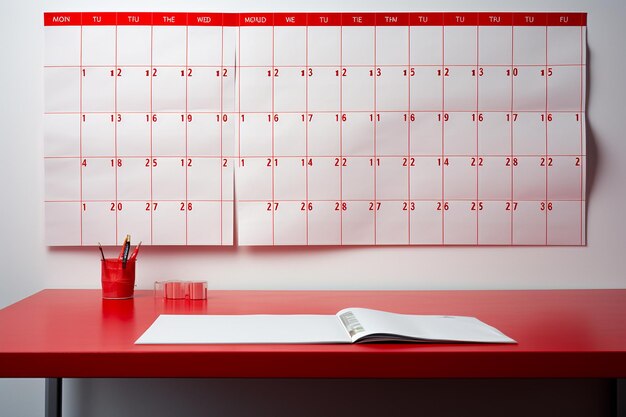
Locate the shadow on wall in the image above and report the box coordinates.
[65,378,613,417]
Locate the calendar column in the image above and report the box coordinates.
[186,13,231,245]
[116,13,153,244]
[237,13,275,245]
[44,13,82,245]
[511,13,548,244]
[442,13,478,244]
[408,13,444,245]
[341,13,376,245]
[477,13,513,244]
[80,13,118,245]
[374,13,410,244]
[306,13,342,245]
[271,14,307,245]
[149,13,189,244]
[545,13,586,245]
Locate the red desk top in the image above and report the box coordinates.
[1,289,625,378]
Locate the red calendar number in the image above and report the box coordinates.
[540,202,553,211]
[335,202,347,211]
[369,202,381,211]
[437,68,449,77]
[471,202,484,211]
[301,68,313,76]
[505,157,518,167]
[145,202,158,211]
[403,68,415,77]
[540,67,553,77]
[402,202,415,211]
[111,158,122,167]
[267,202,279,211]
[146,68,157,77]
[335,68,347,77]
[334,157,347,167]
[181,68,193,77]
[437,157,449,166]
[540,157,553,167]
[402,157,415,167]
[506,202,518,211]
[301,202,313,211]
[437,202,449,211]
[216,68,228,77]
[110,68,122,77]
[145,158,157,167]
[267,68,279,77]
[506,68,518,77]
[110,202,123,211]
[301,158,313,166]
[471,157,484,167]
[181,158,192,167]
[180,202,193,211]
[471,68,484,76]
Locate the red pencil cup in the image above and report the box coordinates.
[101,258,136,299]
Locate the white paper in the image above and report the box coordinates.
[135,314,351,344]
[337,308,516,344]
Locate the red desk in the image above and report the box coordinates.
[1,289,626,415]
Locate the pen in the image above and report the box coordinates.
[98,243,105,261]
[118,235,129,260]
[122,235,131,268]
[129,241,142,261]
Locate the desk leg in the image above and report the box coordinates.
[45,378,62,417]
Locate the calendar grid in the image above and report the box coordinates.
[43,12,588,246]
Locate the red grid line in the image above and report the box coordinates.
[185,25,189,245]
[510,25,515,245]
[544,26,549,245]
[407,26,411,244]
[475,25,480,246]
[441,25,445,244]
[79,21,84,245]
[150,25,154,245]
[373,25,378,244]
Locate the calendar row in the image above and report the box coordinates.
[45,199,583,246]
[45,65,584,113]
[45,201,233,246]
[45,155,584,201]
[238,199,584,246]
[45,111,584,157]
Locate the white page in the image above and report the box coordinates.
[135,314,351,344]
[337,308,515,344]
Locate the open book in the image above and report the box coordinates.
[136,308,515,344]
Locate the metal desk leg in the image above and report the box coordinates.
[45,378,62,417]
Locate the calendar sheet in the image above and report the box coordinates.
[44,12,587,246]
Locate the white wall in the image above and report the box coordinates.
[1,0,625,416]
